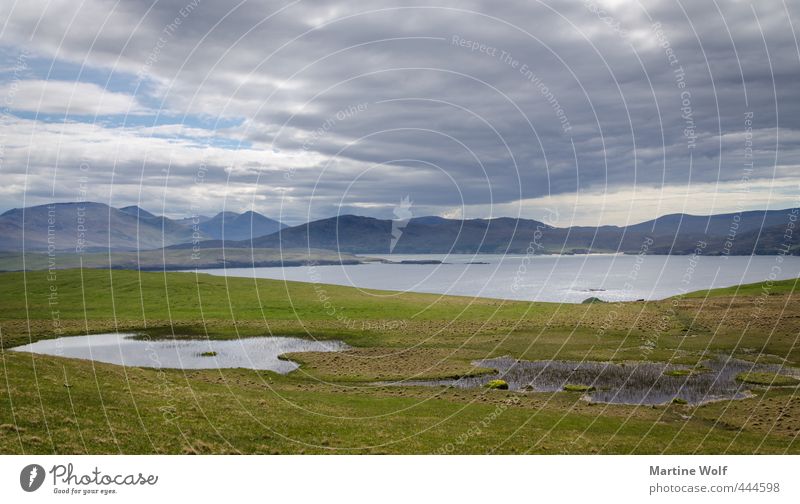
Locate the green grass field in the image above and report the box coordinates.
[1,269,799,454]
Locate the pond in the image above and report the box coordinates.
[10,333,349,373]
[401,356,800,405]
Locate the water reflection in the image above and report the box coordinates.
[10,333,349,373]
[403,356,799,405]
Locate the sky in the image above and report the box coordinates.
[0,0,798,227]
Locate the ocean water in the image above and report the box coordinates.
[195,253,800,303]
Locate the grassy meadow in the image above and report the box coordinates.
[0,268,798,454]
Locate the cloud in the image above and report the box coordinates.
[0,0,798,225]
[0,80,144,115]
[466,177,800,227]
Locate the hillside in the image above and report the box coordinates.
[195,208,800,256]
[4,202,797,256]
[0,202,205,251]
[0,202,287,252]
[197,210,286,241]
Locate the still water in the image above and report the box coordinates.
[402,356,800,405]
[10,333,349,373]
[197,254,800,303]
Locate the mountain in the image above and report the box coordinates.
[0,202,208,252]
[190,208,800,256]
[196,211,287,241]
[176,215,212,226]
[188,215,555,254]
[3,202,797,256]
[624,209,792,237]
[0,202,288,252]
[119,205,157,220]
[240,215,602,253]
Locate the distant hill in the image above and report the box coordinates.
[119,205,158,219]
[189,208,800,256]
[3,202,797,256]
[0,247,365,272]
[0,203,286,252]
[624,209,793,237]
[196,211,286,241]
[176,215,212,226]
[0,202,206,252]
[240,215,555,253]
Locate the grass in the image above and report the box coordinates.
[0,269,799,454]
[682,277,800,298]
[736,372,800,387]
[664,366,713,377]
[485,379,509,390]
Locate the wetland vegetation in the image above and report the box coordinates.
[397,356,798,405]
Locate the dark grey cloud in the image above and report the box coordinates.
[0,0,798,225]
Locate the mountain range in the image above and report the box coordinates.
[196,208,800,256]
[0,202,286,252]
[195,211,286,241]
[1,202,797,256]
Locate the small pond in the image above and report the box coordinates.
[403,356,800,405]
[10,333,349,374]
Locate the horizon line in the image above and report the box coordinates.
[2,200,799,232]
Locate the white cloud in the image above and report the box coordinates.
[457,178,800,227]
[0,80,144,116]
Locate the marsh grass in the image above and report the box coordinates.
[485,379,509,390]
[736,372,800,387]
[663,366,711,377]
[403,356,798,406]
